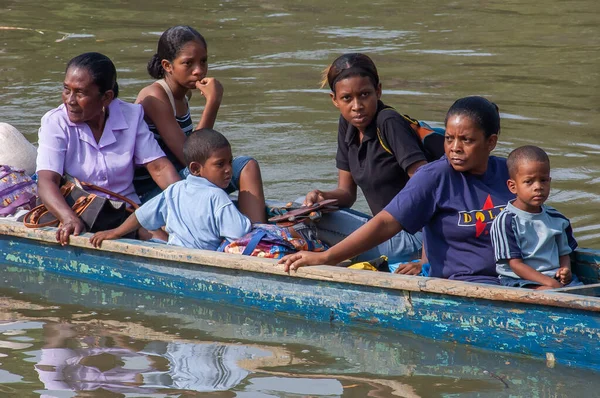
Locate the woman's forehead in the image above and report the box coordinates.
[64,67,95,87]
[446,114,482,132]
[335,75,375,91]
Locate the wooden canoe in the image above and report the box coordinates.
[0,219,598,371]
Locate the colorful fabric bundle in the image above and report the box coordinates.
[0,165,37,216]
[218,223,328,259]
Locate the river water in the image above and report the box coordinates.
[0,0,599,395]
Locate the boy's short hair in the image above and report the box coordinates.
[507,145,550,179]
[183,128,231,165]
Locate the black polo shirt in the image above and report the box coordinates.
[336,101,427,215]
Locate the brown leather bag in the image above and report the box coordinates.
[23,177,139,232]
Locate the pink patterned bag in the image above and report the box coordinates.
[0,165,37,216]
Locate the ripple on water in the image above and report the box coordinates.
[550,190,599,203]
[55,33,95,42]
[255,44,408,61]
[212,61,308,70]
[317,27,413,40]
[499,112,538,121]
[570,142,600,151]
[265,89,329,94]
[551,168,592,181]
[384,89,440,97]
[406,49,494,56]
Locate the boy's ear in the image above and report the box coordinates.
[188,161,203,176]
[376,83,382,99]
[507,178,517,194]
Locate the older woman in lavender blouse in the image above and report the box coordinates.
[36,52,180,245]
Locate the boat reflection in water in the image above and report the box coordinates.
[0,266,597,397]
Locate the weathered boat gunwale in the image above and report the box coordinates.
[1,219,599,312]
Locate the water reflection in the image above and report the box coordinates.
[32,321,274,394]
[0,267,598,397]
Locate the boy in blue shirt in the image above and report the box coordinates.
[90,128,251,250]
[491,145,582,289]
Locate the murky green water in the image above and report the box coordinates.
[1,0,599,395]
[1,0,598,246]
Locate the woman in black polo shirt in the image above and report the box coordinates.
[304,53,428,272]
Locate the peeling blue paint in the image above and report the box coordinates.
[1,236,600,372]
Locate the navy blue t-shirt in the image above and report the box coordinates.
[384,156,514,284]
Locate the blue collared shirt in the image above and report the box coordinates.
[135,175,251,250]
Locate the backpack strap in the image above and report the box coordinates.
[376,106,401,156]
[376,106,445,161]
[242,229,267,256]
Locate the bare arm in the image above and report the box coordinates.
[137,79,223,166]
[194,77,223,130]
[90,212,142,248]
[508,258,561,288]
[406,160,427,178]
[279,210,403,271]
[304,169,357,207]
[37,170,85,245]
[145,157,181,190]
[137,89,188,166]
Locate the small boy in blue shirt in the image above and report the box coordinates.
[90,128,251,250]
[491,145,582,289]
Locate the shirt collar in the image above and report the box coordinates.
[506,200,546,218]
[62,99,127,130]
[186,174,220,188]
[63,99,129,148]
[104,99,128,131]
[343,100,385,145]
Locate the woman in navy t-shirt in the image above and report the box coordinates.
[281,96,515,285]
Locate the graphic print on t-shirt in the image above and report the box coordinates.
[457,194,506,238]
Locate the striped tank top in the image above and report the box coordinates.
[133,80,194,195]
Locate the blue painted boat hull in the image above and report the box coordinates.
[0,220,599,370]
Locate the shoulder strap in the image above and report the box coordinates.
[242,229,267,256]
[79,181,139,209]
[156,79,177,117]
[376,106,400,156]
[376,106,444,160]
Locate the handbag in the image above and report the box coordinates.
[23,177,138,232]
[267,199,339,227]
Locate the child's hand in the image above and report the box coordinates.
[90,229,120,248]
[196,77,223,104]
[394,260,423,275]
[555,267,572,285]
[278,251,328,272]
